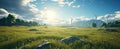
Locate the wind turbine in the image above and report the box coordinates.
[70,17,73,26]
[93,15,98,27]
[94,15,98,20]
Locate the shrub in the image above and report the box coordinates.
[29,28,39,31]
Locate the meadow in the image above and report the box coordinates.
[0,26,120,49]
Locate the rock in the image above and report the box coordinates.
[80,41,88,45]
[35,42,51,49]
[19,46,28,49]
[60,36,80,44]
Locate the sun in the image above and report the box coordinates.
[45,10,57,19]
[41,9,60,25]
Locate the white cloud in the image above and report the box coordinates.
[41,2,45,4]
[41,0,48,1]
[52,0,59,2]
[28,4,39,13]
[0,0,42,22]
[72,5,80,8]
[115,11,120,13]
[66,1,74,6]
[97,16,104,20]
[0,8,9,17]
[21,0,39,14]
[51,0,76,7]
[21,0,43,20]
[44,6,48,9]
[32,9,62,25]
[59,16,92,25]
[115,11,120,18]
[75,16,91,21]
[97,11,120,22]
[62,16,92,24]
[22,0,36,6]
[52,0,66,7]
[0,8,23,19]
[31,8,72,25]
[10,13,23,19]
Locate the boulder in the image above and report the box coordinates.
[19,46,28,49]
[61,36,80,44]
[35,42,51,49]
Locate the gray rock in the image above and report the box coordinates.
[61,36,80,44]
[35,42,51,49]
[19,46,28,49]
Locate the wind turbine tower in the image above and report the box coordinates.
[71,17,73,26]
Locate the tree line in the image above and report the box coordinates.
[0,14,39,26]
[92,20,120,27]
[101,20,120,27]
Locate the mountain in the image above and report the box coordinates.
[72,19,105,27]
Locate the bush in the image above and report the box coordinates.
[29,28,39,31]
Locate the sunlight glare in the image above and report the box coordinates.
[42,9,60,25]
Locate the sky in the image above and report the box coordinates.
[0,0,120,25]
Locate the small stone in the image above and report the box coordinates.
[35,42,51,49]
[19,46,28,49]
[61,36,80,44]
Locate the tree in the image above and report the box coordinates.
[114,21,120,24]
[6,14,16,26]
[109,20,120,27]
[92,22,97,27]
[0,17,7,26]
[15,19,25,25]
[0,14,39,26]
[101,23,107,27]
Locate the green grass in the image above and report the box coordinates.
[0,26,120,49]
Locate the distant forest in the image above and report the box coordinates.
[101,20,120,27]
[0,14,39,26]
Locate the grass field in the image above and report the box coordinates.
[0,26,120,49]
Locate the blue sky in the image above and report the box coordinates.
[0,0,120,25]
[32,0,120,18]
